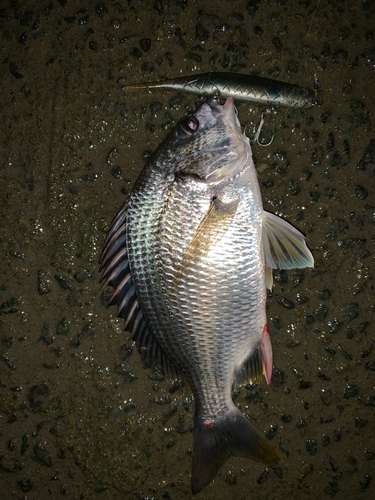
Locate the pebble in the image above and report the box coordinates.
[0,297,20,314]
[18,478,33,492]
[343,385,358,399]
[306,439,317,455]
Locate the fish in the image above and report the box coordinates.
[122,71,323,108]
[100,97,314,494]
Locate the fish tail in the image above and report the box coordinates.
[191,406,281,494]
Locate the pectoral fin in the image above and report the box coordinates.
[180,197,239,274]
[262,211,314,290]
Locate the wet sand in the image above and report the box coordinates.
[0,1,374,499]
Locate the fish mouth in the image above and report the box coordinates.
[174,96,249,184]
[206,96,235,115]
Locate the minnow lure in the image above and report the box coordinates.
[122,71,323,108]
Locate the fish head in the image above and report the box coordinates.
[171,97,251,184]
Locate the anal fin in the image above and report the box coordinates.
[235,324,273,387]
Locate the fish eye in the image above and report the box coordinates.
[177,116,199,138]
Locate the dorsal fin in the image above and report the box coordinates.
[100,200,179,377]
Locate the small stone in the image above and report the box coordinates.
[38,271,52,295]
[21,435,29,455]
[324,480,339,497]
[111,18,121,29]
[280,413,292,423]
[74,271,87,283]
[142,150,153,162]
[0,297,20,314]
[333,429,342,441]
[27,383,49,413]
[310,191,320,202]
[139,38,151,52]
[264,425,278,440]
[311,146,324,165]
[18,478,33,492]
[343,303,359,322]
[113,366,137,383]
[346,456,357,473]
[120,344,133,361]
[189,52,202,63]
[326,132,335,152]
[355,185,368,199]
[292,271,304,287]
[89,40,99,51]
[273,270,288,284]
[39,326,54,346]
[69,321,95,348]
[328,318,342,334]
[225,470,237,485]
[357,138,375,170]
[328,455,338,471]
[287,179,300,195]
[315,304,329,321]
[276,296,294,309]
[54,275,73,291]
[106,148,119,166]
[321,389,332,405]
[299,380,312,389]
[151,396,171,405]
[130,47,142,59]
[150,101,162,117]
[322,434,330,447]
[7,414,17,423]
[319,289,332,300]
[271,465,283,478]
[96,3,108,19]
[296,293,309,304]
[33,442,52,467]
[56,318,69,336]
[2,337,15,348]
[195,22,209,41]
[359,473,371,491]
[306,439,317,455]
[110,167,122,179]
[176,414,186,433]
[257,469,269,484]
[355,417,367,429]
[296,417,307,428]
[287,60,298,73]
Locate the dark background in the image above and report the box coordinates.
[1,1,374,499]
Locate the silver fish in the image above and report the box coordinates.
[100,97,314,494]
[122,71,323,108]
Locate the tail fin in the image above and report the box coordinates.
[191,407,281,494]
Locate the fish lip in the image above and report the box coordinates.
[223,97,235,110]
[207,96,234,115]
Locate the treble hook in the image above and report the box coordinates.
[251,107,275,147]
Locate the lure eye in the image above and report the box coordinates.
[177,116,199,138]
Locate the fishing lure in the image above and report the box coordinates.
[122,71,323,108]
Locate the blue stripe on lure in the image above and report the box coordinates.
[122,71,323,108]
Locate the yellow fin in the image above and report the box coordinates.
[262,211,314,273]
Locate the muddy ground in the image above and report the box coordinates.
[0,1,374,499]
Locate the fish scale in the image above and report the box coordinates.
[100,97,314,494]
